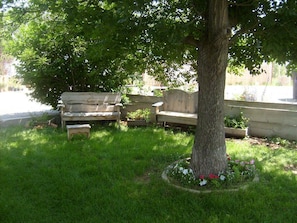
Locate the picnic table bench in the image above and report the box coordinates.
[152,89,198,126]
[59,92,122,129]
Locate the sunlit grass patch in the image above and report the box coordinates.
[0,126,296,222]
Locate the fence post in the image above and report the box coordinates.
[293,71,297,100]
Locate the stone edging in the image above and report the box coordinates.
[162,159,259,194]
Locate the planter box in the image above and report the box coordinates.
[127,119,148,127]
[224,127,248,138]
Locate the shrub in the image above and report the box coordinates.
[224,112,248,129]
[127,109,151,122]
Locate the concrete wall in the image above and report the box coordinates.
[224,100,297,140]
[123,94,297,140]
[4,92,296,140]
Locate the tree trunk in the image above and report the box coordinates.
[191,0,229,177]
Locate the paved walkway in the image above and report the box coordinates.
[0,90,58,127]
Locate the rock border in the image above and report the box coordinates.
[162,159,259,194]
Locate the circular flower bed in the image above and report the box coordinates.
[162,155,258,193]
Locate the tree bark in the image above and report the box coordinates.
[191,0,229,177]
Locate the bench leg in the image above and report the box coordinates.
[61,119,65,130]
[67,130,72,140]
[116,116,121,129]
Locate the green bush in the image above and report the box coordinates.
[127,109,151,122]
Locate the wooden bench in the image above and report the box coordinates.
[152,89,198,126]
[59,92,122,129]
[67,124,91,140]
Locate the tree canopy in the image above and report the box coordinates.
[2,1,150,106]
[2,0,297,176]
[3,1,297,106]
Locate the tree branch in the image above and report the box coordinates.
[183,35,200,47]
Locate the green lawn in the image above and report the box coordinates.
[0,125,296,223]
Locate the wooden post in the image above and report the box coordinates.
[293,71,297,100]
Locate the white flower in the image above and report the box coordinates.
[183,169,189,175]
[199,179,207,186]
[219,175,226,181]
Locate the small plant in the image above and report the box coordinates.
[224,112,248,129]
[127,108,151,122]
[153,89,163,97]
[121,94,131,105]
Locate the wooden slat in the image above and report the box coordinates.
[63,115,119,122]
[157,111,198,126]
[61,92,121,104]
[163,89,198,113]
[65,104,117,112]
[62,111,120,121]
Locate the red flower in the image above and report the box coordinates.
[209,174,219,179]
[199,175,205,180]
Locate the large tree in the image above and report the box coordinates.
[1,1,148,106]
[124,0,297,176]
[3,0,297,177]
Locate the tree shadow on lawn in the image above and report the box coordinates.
[0,127,296,222]
[0,126,194,220]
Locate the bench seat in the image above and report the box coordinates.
[156,111,197,126]
[63,111,120,118]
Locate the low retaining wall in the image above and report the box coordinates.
[225,100,297,140]
[123,94,297,140]
[0,110,59,128]
[7,94,295,140]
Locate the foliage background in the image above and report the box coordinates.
[2,1,297,107]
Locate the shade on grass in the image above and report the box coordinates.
[0,125,296,222]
